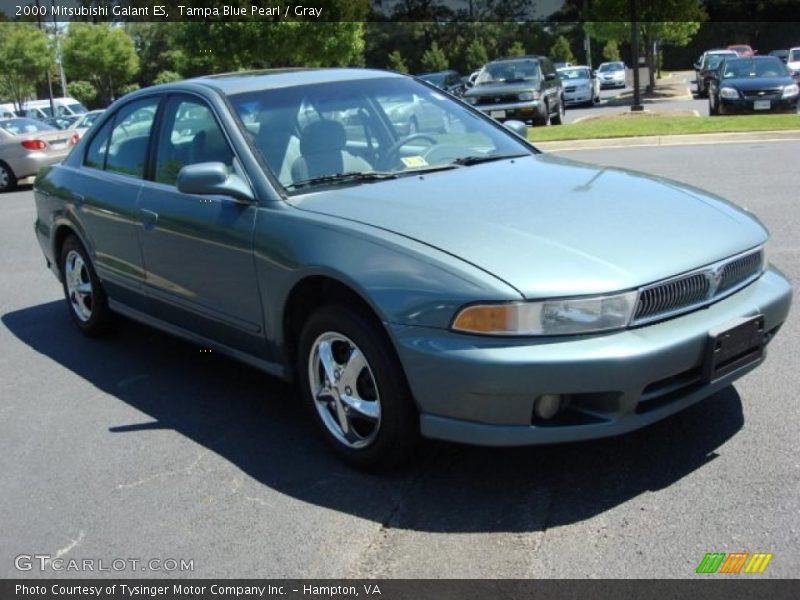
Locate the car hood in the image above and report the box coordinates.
[562,77,592,86]
[598,70,624,77]
[291,155,768,299]
[722,76,795,89]
[465,82,539,96]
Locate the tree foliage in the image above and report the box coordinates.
[506,41,526,57]
[603,39,620,61]
[66,80,97,108]
[464,39,489,72]
[550,35,575,64]
[0,23,52,111]
[421,41,449,72]
[387,50,409,74]
[62,24,139,106]
[154,70,183,85]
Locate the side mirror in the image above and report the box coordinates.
[592,70,598,77]
[694,62,701,70]
[503,120,528,138]
[177,162,254,203]
[545,72,557,80]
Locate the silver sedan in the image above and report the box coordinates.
[0,118,74,192]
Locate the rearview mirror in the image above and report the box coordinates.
[177,162,254,203]
[503,120,528,138]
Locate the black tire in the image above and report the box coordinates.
[59,235,113,336]
[709,97,719,116]
[0,161,17,193]
[533,102,550,127]
[551,97,565,125]
[297,304,419,470]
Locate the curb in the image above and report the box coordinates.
[534,129,800,152]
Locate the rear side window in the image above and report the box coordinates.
[84,118,113,169]
[104,97,160,179]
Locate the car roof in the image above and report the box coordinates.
[558,65,590,71]
[490,55,545,63]
[182,68,404,96]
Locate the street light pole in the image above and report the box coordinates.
[34,0,56,116]
[52,0,68,96]
[630,0,643,111]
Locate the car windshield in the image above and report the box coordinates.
[228,76,531,192]
[79,112,101,128]
[558,67,591,80]
[419,73,445,87]
[722,57,788,78]
[706,53,737,69]
[0,118,57,135]
[790,49,800,61]
[599,62,623,72]
[67,102,87,114]
[475,59,539,85]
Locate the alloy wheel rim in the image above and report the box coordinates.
[64,250,93,322]
[0,166,9,189]
[308,332,381,449]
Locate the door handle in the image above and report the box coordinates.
[140,208,159,230]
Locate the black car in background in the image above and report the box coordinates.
[417,70,466,95]
[708,56,800,115]
[462,55,565,126]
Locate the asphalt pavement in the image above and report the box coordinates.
[1,141,797,578]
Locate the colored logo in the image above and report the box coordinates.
[696,552,773,574]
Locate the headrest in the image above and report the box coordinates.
[299,119,346,155]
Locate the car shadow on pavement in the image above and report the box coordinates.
[3,300,745,534]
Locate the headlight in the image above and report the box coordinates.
[782,83,799,98]
[518,91,539,101]
[466,96,478,105]
[451,290,638,336]
[720,87,739,99]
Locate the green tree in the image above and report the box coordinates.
[464,39,489,72]
[387,50,408,73]
[62,24,139,106]
[585,0,706,90]
[421,41,448,72]
[603,39,620,61]
[506,41,526,57]
[66,80,97,108]
[125,23,183,88]
[550,35,575,64]
[0,23,52,112]
[154,70,183,85]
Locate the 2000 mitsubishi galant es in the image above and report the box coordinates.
[34,69,792,469]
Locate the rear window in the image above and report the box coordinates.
[0,118,57,135]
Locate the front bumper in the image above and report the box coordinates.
[719,95,799,114]
[599,77,625,88]
[473,100,545,122]
[564,89,593,105]
[391,267,791,446]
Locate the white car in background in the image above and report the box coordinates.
[596,61,627,89]
[558,65,601,106]
[68,110,105,140]
[788,47,800,72]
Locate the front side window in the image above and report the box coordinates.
[228,76,532,192]
[104,97,160,178]
[154,97,234,186]
[85,118,113,170]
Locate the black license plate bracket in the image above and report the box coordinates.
[703,315,765,382]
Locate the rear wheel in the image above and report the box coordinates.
[60,235,113,336]
[297,305,419,470]
[0,161,16,193]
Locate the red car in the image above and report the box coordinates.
[728,44,755,57]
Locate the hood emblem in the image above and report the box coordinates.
[758,91,766,95]
[706,266,724,296]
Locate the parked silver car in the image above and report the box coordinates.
[558,65,601,106]
[0,118,74,192]
[597,61,627,89]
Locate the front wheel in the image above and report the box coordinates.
[551,98,566,125]
[60,235,113,336]
[0,161,16,193]
[297,305,419,470]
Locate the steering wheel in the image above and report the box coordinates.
[383,133,438,168]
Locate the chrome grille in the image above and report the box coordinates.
[634,274,709,321]
[632,248,763,325]
[718,250,763,293]
[742,89,781,99]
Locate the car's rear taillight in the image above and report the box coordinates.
[21,139,48,151]
[70,132,80,145]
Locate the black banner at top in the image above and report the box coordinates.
[2,0,800,22]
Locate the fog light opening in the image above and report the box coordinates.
[534,394,564,421]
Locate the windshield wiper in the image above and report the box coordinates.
[450,153,528,167]
[286,171,398,190]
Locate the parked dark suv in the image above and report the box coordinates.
[462,56,565,126]
[418,70,467,96]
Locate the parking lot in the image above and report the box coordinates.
[1,140,798,579]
